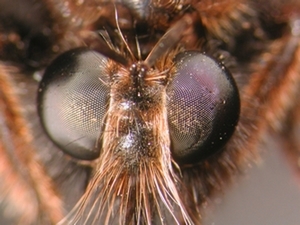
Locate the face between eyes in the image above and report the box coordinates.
[35,6,241,223]
[37,44,240,224]
[38,47,240,166]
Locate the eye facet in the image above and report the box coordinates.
[167,51,240,164]
[38,48,110,160]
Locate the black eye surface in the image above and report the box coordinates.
[38,48,110,160]
[168,51,240,164]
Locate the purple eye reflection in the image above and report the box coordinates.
[167,51,240,164]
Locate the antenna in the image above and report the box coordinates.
[145,14,194,67]
[114,4,136,61]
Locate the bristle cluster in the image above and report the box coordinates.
[62,154,194,225]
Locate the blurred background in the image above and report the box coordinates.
[203,135,300,225]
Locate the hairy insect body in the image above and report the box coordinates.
[1,0,300,225]
[105,62,167,164]
[90,63,178,224]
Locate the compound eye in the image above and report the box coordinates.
[168,51,240,164]
[38,48,110,160]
